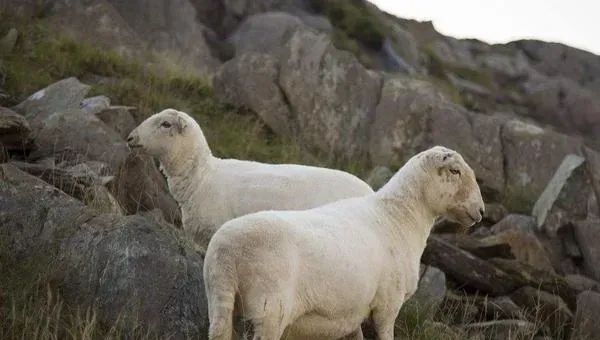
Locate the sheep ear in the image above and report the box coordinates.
[175,115,188,134]
[442,153,452,162]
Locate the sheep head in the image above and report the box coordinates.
[126,108,200,160]
[420,146,485,227]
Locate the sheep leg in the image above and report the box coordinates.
[371,309,397,340]
[245,296,287,340]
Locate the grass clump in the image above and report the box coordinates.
[308,0,386,51]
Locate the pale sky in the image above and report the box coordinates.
[370,0,600,56]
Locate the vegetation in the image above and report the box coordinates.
[308,0,386,51]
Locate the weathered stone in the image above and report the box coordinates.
[438,291,481,325]
[570,291,600,340]
[490,258,579,310]
[525,76,600,137]
[14,77,90,123]
[490,214,536,234]
[436,233,514,260]
[27,108,130,171]
[384,19,420,68]
[422,235,521,295]
[482,229,555,273]
[460,320,537,340]
[483,203,509,225]
[479,296,525,320]
[573,220,600,281]
[0,164,208,339]
[80,95,111,113]
[94,105,138,140]
[227,12,303,56]
[565,274,600,293]
[0,107,32,159]
[532,154,586,236]
[82,185,124,215]
[510,286,573,336]
[279,27,381,159]
[446,72,492,97]
[477,51,533,82]
[500,118,586,213]
[213,52,294,136]
[365,165,393,191]
[112,150,182,227]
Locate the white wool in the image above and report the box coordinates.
[203,146,485,340]
[126,108,374,247]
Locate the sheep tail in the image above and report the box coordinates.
[205,248,237,340]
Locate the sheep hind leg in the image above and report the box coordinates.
[246,298,287,340]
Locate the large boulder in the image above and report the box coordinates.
[278,27,382,159]
[0,164,207,339]
[227,12,303,56]
[570,291,600,340]
[573,220,600,282]
[500,118,586,212]
[213,52,294,136]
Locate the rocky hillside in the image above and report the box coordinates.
[2,1,600,339]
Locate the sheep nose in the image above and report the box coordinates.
[126,134,138,147]
[479,207,485,218]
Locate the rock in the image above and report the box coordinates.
[480,296,525,320]
[94,106,138,140]
[82,185,124,215]
[278,27,381,159]
[514,40,600,93]
[80,95,111,113]
[510,286,573,336]
[436,233,514,260]
[365,165,393,190]
[0,163,208,339]
[477,51,533,82]
[26,108,130,171]
[570,291,600,340]
[385,20,420,68]
[298,14,332,34]
[104,0,221,75]
[368,76,442,168]
[227,12,303,56]
[460,320,537,340]
[9,161,112,203]
[573,220,600,281]
[0,107,32,160]
[565,274,600,293]
[500,118,586,213]
[483,203,509,224]
[14,77,91,123]
[0,28,18,54]
[112,150,182,227]
[213,52,294,136]
[421,235,521,295]
[532,154,588,237]
[490,214,536,234]
[446,72,493,97]
[525,76,600,137]
[490,258,579,310]
[481,229,555,273]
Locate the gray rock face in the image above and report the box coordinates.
[227,12,303,56]
[213,52,293,136]
[573,221,600,281]
[531,154,588,236]
[94,105,138,140]
[0,163,207,339]
[570,291,600,340]
[278,28,382,159]
[510,286,573,336]
[14,77,91,124]
[460,320,537,340]
[402,265,447,320]
[112,150,182,227]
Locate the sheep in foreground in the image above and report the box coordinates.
[125,108,374,247]
[204,146,485,340]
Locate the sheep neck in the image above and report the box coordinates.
[159,142,213,204]
[375,172,437,261]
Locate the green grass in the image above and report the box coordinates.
[308,0,386,51]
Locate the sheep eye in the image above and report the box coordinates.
[160,121,172,128]
[449,168,461,176]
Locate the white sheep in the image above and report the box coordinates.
[203,146,485,340]
[126,108,374,247]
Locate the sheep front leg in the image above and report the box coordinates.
[371,309,397,340]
